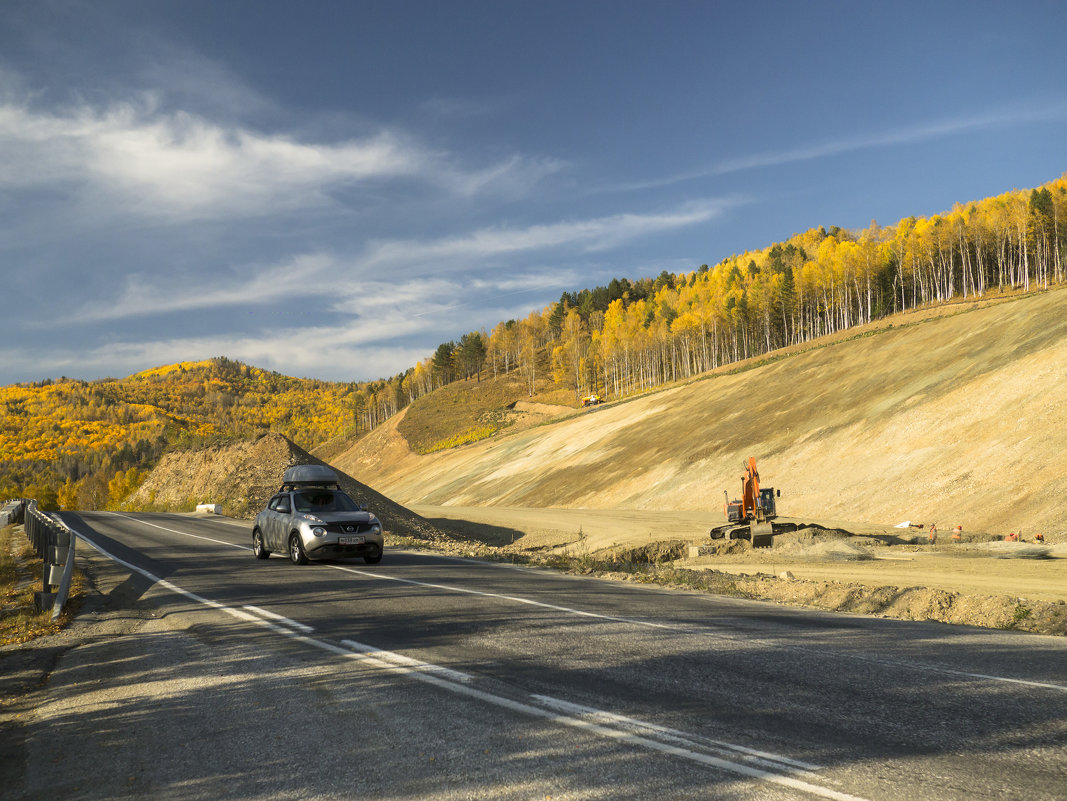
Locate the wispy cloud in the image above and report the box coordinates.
[68,253,338,323]
[58,199,728,325]
[360,199,734,274]
[469,269,580,294]
[711,106,1067,175]
[609,103,1067,193]
[0,94,559,219]
[0,330,433,383]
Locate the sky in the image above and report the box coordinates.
[1,0,1065,386]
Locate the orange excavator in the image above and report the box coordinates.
[709,457,781,548]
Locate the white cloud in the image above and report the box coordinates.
[604,103,1067,193]
[469,269,580,293]
[0,316,437,383]
[1,261,582,382]
[0,95,559,219]
[360,199,732,274]
[52,198,724,325]
[708,110,1038,175]
[69,252,338,323]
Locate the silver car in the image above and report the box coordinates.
[252,465,384,565]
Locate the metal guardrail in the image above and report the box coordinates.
[1,499,23,527]
[3,499,78,620]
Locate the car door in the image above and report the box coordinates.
[271,493,292,550]
[263,494,285,550]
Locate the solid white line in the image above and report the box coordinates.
[530,694,825,773]
[243,605,314,633]
[108,512,247,550]
[198,517,252,529]
[331,640,869,801]
[340,639,472,683]
[95,512,1067,694]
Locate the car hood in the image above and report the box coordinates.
[302,511,376,524]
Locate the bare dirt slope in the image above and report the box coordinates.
[333,290,1067,633]
[336,288,1067,539]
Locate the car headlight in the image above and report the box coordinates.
[370,524,381,535]
[301,513,323,523]
[311,526,326,537]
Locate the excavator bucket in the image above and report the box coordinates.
[750,521,774,548]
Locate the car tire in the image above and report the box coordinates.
[252,529,270,559]
[363,551,383,565]
[289,533,309,565]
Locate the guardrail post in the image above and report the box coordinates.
[30,502,54,612]
[50,529,76,621]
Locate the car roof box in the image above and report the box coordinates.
[282,464,340,486]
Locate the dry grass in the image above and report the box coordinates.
[0,524,83,645]
[399,370,574,454]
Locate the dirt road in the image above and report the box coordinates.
[412,504,1066,601]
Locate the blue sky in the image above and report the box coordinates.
[1,0,1064,385]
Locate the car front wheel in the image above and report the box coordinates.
[363,550,383,565]
[252,529,270,559]
[289,533,309,565]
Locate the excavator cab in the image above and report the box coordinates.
[759,487,778,518]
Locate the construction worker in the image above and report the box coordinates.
[951,526,962,542]
[1005,531,1019,542]
[928,523,937,544]
[1035,532,1045,543]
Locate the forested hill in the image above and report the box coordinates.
[4,175,1066,511]
[0,358,359,509]
[354,175,1067,430]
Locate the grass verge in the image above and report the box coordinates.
[1,524,83,646]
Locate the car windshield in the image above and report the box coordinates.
[292,490,360,514]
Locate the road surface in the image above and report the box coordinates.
[5,511,1066,801]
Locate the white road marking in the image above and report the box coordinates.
[529,695,825,774]
[198,516,251,529]
[94,512,1067,693]
[340,639,473,683]
[73,526,869,799]
[243,605,314,633]
[108,512,245,549]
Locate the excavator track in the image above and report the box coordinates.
[708,520,799,547]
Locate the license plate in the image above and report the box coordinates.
[339,536,364,545]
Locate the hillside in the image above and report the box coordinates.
[6,176,1065,515]
[126,433,450,542]
[0,358,360,508]
[334,287,1067,538]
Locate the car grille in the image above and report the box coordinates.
[326,523,375,535]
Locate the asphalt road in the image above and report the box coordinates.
[6,511,1066,801]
